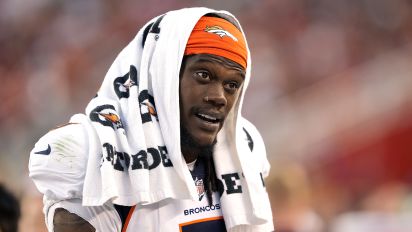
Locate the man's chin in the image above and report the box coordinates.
[181,126,217,158]
[194,135,217,148]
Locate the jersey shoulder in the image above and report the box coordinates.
[29,122,89,201]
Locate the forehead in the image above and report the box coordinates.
[183,54,245,76]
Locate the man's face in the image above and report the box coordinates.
[179,54,245,147]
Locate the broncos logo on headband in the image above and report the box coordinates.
[204,25,238,42]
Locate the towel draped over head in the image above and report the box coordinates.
[69,7,273,232]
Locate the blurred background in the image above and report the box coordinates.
[1,0,412,231]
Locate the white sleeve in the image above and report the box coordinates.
[46,199,122,232]
[29,123,122,232]
[29,123,89,202]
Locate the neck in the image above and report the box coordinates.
[181,145,199,163]
[181,143,215,164]
[180,125,216,163]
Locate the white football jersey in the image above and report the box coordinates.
[29,123,226,231]
[123,160,226,232]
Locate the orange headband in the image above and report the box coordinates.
[184,16,247,70]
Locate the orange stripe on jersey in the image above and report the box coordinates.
[122,205,136,232]
[179,216,224,232]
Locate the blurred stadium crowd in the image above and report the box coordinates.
[1,0,411,231]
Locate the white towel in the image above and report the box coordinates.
[70,7,273,231]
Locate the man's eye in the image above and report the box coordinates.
[194,71,210,81]
[225,81,240,91]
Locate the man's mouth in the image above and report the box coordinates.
[195,112,222,124]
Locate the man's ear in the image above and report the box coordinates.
[53,208,95,232]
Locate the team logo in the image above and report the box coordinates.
[122,78,137,89]
[194,177,205,201]
[100,112,121,124]
[113,65,138,99]
[34,144,51,155]
[90,104,124,130]
[204,25,238,42]
[138,90,158,123]
[140,102,157,117]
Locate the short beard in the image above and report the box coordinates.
[180,124,219,206]
[180,125,216,159]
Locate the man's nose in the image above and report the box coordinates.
[204,84,227,107]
